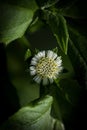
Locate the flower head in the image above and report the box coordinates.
[30,50,63,85]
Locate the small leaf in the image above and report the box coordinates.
[0,1,38,44]
[53,47,58,54]
[24,49,31,61]
[1,95,53,130]
[42,10,69,54]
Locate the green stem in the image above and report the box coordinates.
[40,84,51,98]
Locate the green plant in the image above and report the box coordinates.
[0,0,87,130]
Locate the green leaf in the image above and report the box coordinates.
[66,22,87,88]
[36,0,59,9]
[1,95,54,130]
[0,0,38,44]
[29,17,44,33]
[53,119,65,130]
[6,39,39,106]
[0,0,38,10]
[56,0,77,9]
[68,38,87,88]
[11,75,40,107]
[50,79,81,121]
[68,26,87,64]
[61,5,83,19]
[59,79,81,106]
[42,10,69,54]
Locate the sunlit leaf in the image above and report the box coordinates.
[0,95,54,130]
[0,0,38,44]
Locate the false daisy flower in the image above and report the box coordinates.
[30,50,63,85]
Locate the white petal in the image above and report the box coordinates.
[52,53,57,59]
[32,57,38,62]
[41,51,45,57]
[58,60,62,66]
[53,75,57,79]
[30,66,35,71]
[47,50,54,58]
[54,72,59,77]
[31,60,37,65]
[42,78,48,85]
[55,66,63,76]
[49,78,53,84]
[30,70,36,75]
[33,75,41,84]
[37,51,45,59]
[56,57,62,65]
[35,54,40,60]
[58,66,63,72]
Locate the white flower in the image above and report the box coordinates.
[30,50,63,85]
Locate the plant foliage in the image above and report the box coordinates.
[0,0,87,130]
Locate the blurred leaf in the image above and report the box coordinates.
[0,0,38,10]
[66,20,87,88]
[6,39,39,106]
[0,95,54,130]
[59,0,87,19]
[36,0,59,9]
[51,79,81,122]
[42,10,69,54]
[68,26,87,64]
[59,79,81,106]
[11,75,39,106]
[68,38,87,88]
[55,0,78,9]
[0,0,38,44]
[57,48,75,79]
[61,6,84,19]
[6,37,30,76]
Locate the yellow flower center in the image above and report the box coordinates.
[36,57,58,78]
